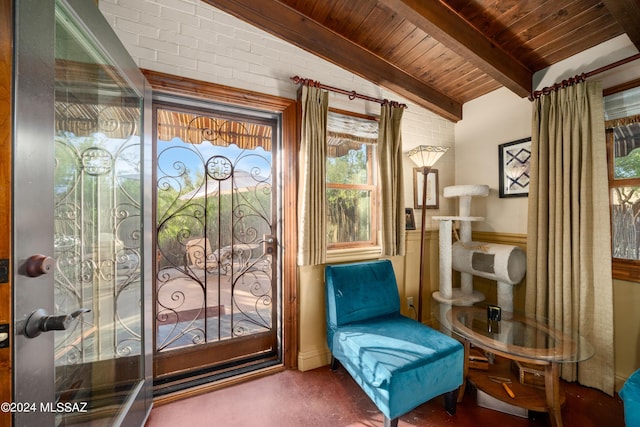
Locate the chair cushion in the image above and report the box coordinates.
[331,314,464,419]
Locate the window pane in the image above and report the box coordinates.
[611,186,640,260]
[327,189,371,244]
[325,111,378,247]
[605,87,640,180]
[611,124,640,179]
[327,144,370,185]
[604,86,640,120]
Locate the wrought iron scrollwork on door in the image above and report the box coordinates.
[54,101,143,364]
[155,114,274,352]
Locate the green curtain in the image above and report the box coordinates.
[377,104,405,256]
[527,80,614,395]
[297,85,328,266]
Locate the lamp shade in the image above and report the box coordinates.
[407,145,449,168]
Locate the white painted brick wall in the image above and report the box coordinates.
[99,0,456,216]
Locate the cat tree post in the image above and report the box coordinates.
[433,185,526,313]
[433,185,489,306]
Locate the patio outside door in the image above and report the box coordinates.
[153,99,281,388]
[13,1,152,425]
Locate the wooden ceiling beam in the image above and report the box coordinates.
[380,0,533,98]
[203,0,463,121]
[600,0,640,51]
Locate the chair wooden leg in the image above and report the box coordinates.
[383,416,398,427]
[445,389,458,415]
[330,356,339,371]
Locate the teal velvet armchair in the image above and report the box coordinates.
[325,260,464,427]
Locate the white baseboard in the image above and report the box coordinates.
[616,373,630,393]
[297,348,331,372]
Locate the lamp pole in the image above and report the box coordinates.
[417,166,430,322]
[407,145,448,323]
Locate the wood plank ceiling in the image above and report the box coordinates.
[204,0,640,121]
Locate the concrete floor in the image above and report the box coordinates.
[146,366,625,427]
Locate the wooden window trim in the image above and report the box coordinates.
[605,81,640,282]
[612,258,640,283]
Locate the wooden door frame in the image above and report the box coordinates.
[1,2,12,426]
[141,69,299,373]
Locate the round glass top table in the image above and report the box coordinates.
[431,299,594,427]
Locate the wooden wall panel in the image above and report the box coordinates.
[0,1,12,426]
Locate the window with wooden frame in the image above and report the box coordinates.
[605,81,640,282]
[326,109,379,250]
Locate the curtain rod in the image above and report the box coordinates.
[529,52,640,100]
[291,76,407,108]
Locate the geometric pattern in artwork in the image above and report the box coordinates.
[505,147,531,190]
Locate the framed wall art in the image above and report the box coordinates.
[405,208,416,230]
[499,137,531,198]
[413,168,439,209]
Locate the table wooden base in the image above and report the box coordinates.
[460,341,566,427]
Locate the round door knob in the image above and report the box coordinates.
[24,254,54,277]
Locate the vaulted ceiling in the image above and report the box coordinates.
[205,0,640,122]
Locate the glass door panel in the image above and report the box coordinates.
[54,5,144,425]
[154,102,280,387]
[13,1,151,425]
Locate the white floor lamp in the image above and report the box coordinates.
[407,145,449,322]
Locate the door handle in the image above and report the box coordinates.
[23,308,90,338]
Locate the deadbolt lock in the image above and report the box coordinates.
[263,235,276,255]
[23,254,54,277]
